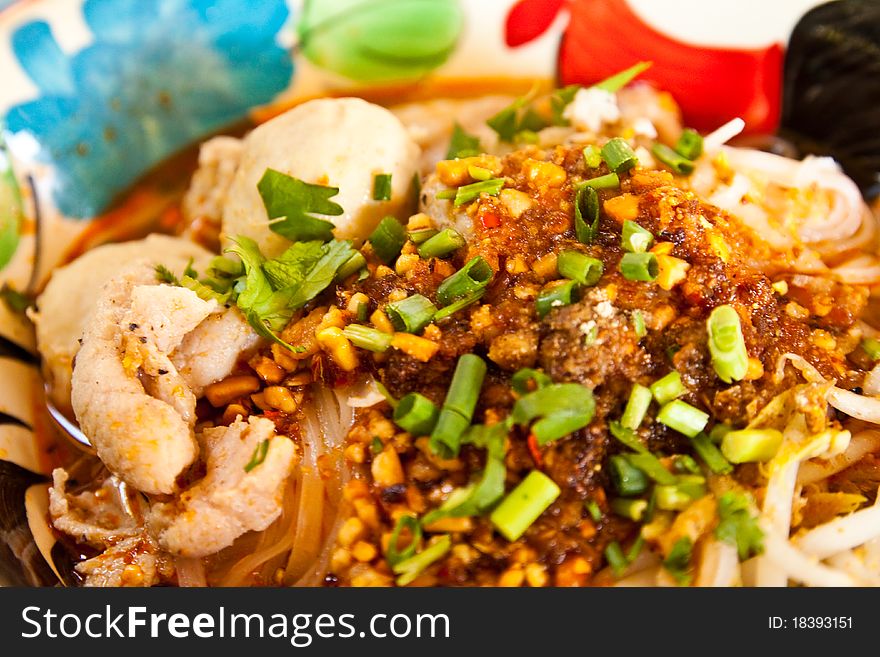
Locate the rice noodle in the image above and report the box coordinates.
[795,492,880,559]
[702,117,745,152]
[826,547,880,586]
[761,531,858,587]
[864,364,880,397]
[721,147,866,243]
[827,387,880,423]
[798,430,880,485]
[175,557,207,587]
[694,539,740,587]
[287,385,355,586]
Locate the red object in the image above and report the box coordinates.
[505,0,566,47]
[527,433,543,467]
[479,209,502,229]
[504,0,784,134]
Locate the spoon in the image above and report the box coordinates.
[43,385,91,448]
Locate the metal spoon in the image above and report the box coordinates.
[43,385,91,448]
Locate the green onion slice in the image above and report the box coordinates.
[393,393,440,436]
[386,515,422,567]
[453,178,505,206]
[609,454,649,496]
[536,280,579,318]
[490,470,560,541]
[720,428,783,463]
[343,324,393,352]
[433,290,485,321]
[621,220,654,253]
[601,137,639,173]
[650,371,687,406]
[385,294,437,333]
[372,173,392,201]
[511,368,552,394]
[580,172,620,190]
[621,384,652,430]
[675,128,704,160]
[611,498,648,522]
[436,256,493,306]
[620,252,658,281]
[393,535,452,586]
[369,215,407,264]
[430,354,487,457]
[574,183,600,244]
[418,228,466,259]
[652,142,695,175]
[512,383,595,445]
[689,432,733,475]
[656,400,709,438]
[707,304,749,383]
[557,250,604,286]
[583,145,602,169]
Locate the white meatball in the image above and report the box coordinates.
[33,235,213,409]
[221,97,420,257]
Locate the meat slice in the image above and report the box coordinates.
[148,416,297,558]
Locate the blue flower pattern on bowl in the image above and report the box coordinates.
[4,0,294,219]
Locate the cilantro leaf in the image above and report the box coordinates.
[715,491,764,560]
[155,264,180,285]
[262,240,326,290]
[180,275,231,304]
[486,94,548,143]
[257,168,343,242]
[593,61,652,93]
[446,122,482,159]
[663,537,693,586]
[550,84,581,126]
[285,239,355,310]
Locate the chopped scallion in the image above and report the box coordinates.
[468,165,492,181]
[632,309,647,338]
[393,535,451,586]
[536,280,579,318]
[593,61,652,93]
[436,256,493,305]
[409,228,438,245]
[433,290,485,321]
[453,178,505,206]
[385,294,437,333]
[386,515,422,566]
[675,128,703,160]
[372,173,392,201]
[583,145,602,169]
[689,432,733,474]
[621,383,652,430]
[611,497,648,521]
[601,137,639,173]
[490,470,561,541]
[586,499,603,522]
[369,216,407,263]
[625,452,677,485]
[343,324,393,352]
[574,183,600,244]
[418,228,466,259]
[650,371,687,405]
[620,252,658,281]
[707,304,749,383]
[621,220,654,253]
[557,250,604,287]
[605,541,628,577]
[244,440,269,473]
[334,251,367,282]
[579,172,619,190]
[720,428,783,463]
[430,354,487,457]
[862,337,880,360]
[609,421,648,454]
[609,454,649,496]
[651,142,695,175]
[656,400,709,438]
[393,392,440,435]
